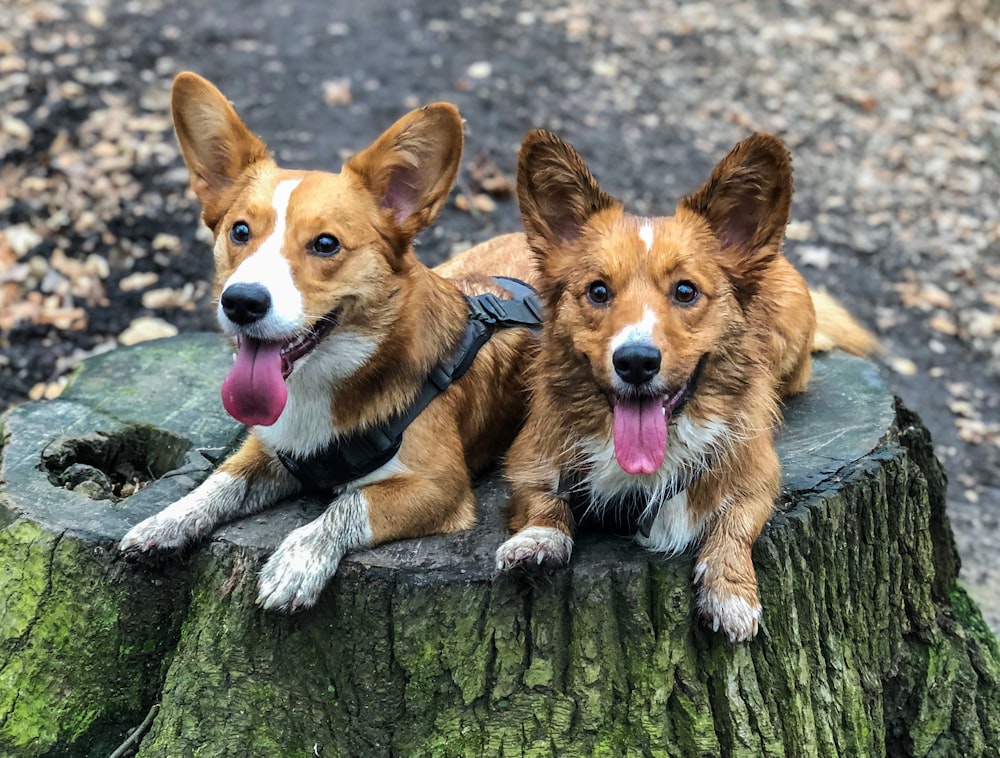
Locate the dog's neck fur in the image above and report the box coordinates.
[331,257,469,431]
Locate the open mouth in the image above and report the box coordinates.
[609,355,705,476]
[277,309,341,378]
[221,309,340,427]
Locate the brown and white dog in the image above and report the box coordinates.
[119,73,538,612]
[496,130,875,642]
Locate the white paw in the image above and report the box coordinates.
[119,473,242,555]
[256,523,342,613]
[495,526,573,572]
[119,506,205,554]
[695,563,762,643]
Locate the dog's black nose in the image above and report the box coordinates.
[613,344,661,386]
[220,283,271,325]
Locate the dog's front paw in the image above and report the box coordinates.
[256,525,342,613]
[119,511,200,555]
[694,561,762,643]
[119,473,250,556]
[495,526,573,572]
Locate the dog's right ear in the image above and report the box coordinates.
[678,134,793,305]
[344,103,464,241]
[171,72,271,230]
[516,130,618,255]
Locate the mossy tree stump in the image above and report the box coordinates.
[0,334,997,757]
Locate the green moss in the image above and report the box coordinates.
[0,519,184,757]
[0,520,51,642]
[522,656,554,688]
[949,584,1000,657]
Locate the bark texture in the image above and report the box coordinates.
[0,334,996,757]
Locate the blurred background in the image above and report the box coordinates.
[1,0,997,628]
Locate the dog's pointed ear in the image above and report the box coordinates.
[517,130,618,253]
[344,103,464,240]
[678,134,792,300]
[171,72,272,230]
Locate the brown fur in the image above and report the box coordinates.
[499,130,874,641]
[174,73,541,535]
[120,73,538,611]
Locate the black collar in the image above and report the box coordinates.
[276,277,542,493]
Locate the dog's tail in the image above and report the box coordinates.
[810,290,879,356]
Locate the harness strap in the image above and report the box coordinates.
[276,276,543,493]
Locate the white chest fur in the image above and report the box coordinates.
[576,414,728,554]
[254,331,377,457]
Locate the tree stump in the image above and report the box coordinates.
[0,333,997,758]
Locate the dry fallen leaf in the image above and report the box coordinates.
[119,272,160,292]
[947,399,977,418]
[151,233,181,252]
[141,283,196,309]
[468,155,513,197]
[962,309,998,339]
[887,355,918,376]
[118,316,179,346]
[928,315,957,336]
[895,280,953,311]
[322,79,352,106]
[29,377,67,401]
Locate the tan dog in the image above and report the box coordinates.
[120,73,538,612]
[496,130,875,641]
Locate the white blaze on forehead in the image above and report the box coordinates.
[219,179,304,336]
[611,306,658,352]
[638,221,654,253]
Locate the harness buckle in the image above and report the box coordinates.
[468,293,508,325]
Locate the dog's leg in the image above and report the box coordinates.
[779,349,812,397]
[255,488,371,612]
[494,490,575,572]
[496,419,574,572]
[120,435,297,554]
[256,461,476,612]
[689,444,779,643]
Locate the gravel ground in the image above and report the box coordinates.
[2,0,998,629]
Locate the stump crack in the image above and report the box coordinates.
[0,528,64,671]
[0,688,19,732]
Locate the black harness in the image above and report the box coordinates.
[559,472,700,539]
[276,277,543,493]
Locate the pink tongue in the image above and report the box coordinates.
[221,338,288,426]
[612,396,667,475]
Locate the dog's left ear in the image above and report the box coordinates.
[345,103,464,239]
[517,130,618,252]
[679,134,792,300]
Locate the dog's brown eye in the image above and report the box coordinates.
[229,221,251,245]
[673,280,699,305]
[310,233,341,258]
[586,280,611,306]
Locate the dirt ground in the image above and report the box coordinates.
[1,0,998,629]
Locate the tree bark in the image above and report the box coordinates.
[0,334,996,757]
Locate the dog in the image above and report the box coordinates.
[119,72,540,612]
[495,130,876,642]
